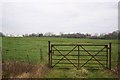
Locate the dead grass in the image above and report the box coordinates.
[2,61,49,78]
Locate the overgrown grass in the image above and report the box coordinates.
[45,68,117,78]
[2,37,119,78]
[2,61,49,78]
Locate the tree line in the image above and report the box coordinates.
[0,30,120,39]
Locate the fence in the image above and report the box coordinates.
[48,41,111,70]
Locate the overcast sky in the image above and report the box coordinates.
[1,0,119,35]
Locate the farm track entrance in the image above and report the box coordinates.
[48,41,111,70]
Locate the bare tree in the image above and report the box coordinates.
[44,32,54,36]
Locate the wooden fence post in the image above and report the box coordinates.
[40,48,43,62]
[27,54,30,64]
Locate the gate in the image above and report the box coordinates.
[48,41,111,70]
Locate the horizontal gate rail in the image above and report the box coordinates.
[48,41,112,70]
[52,54,106,56]
[51,44,108,46]
[52,54,78,56]
[52,63,78,64]
[80,59,107,61]
[52,50,107,52]
[52,59,78,60]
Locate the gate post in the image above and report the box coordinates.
[109,42,111,70]
[106,45,109,69]
[78,45,80,69]
[48,41,51,68]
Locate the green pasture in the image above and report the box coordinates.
[2,37,119,78]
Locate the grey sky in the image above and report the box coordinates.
[1,0,119,35]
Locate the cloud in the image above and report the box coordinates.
[2,1,118,35]
[2,0,119,3]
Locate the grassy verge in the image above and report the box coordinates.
[2,37,119,78]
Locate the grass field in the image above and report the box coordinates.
[1,37,119,78]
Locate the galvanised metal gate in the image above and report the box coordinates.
[48,41,111,70]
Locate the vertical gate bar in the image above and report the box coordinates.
[48,41,51,68]
[106,45,108,69]
[109,42,111,70]
[51,45,53,68]
[78,45,80,69]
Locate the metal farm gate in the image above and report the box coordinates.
[48,41,111,70]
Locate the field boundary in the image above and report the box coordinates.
[48,41,112,70]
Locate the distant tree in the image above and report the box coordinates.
[44,32,55,37]
[103,31,118,39]
[23,34,29,37]
[94,33,98,37]
[59,32,64,37]
[85,33,91,38]
[38,33,43,37]
[20,30,120,39]
[0,32,4,37]
[28,33,36,37]
[117,30,120,40]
